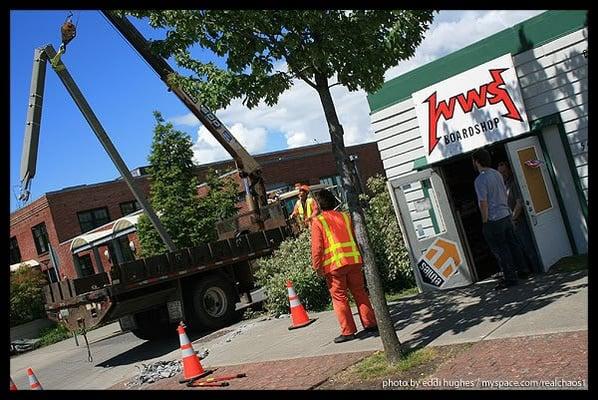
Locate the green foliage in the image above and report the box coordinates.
[360,175,415,292]
[351,348,437,379]
[10,265,47,326]
[255,231,330,316]
[196,169,239,243]
[125,10,436,110]
[137,112,238,257]
[37,323,70,347]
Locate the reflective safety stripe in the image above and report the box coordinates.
[287,287,297,297]
[317,212,361,269]
[181,346,196,358]
[179,333,191,346]
[297,198,314,218]
[289,298,302,307]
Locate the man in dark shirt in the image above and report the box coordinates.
[497,161,541,274]
[472,149,524,289]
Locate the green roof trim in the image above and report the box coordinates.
[413,156,428,170]
[368,10,588,114]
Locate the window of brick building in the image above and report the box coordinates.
[77,207,110,233]
[10,236,22,265]
[77,254,95,277]
[319,175,342,187]
[119,200,140,216]
[31,223,49,255]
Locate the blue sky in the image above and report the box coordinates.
[10,10,543,212]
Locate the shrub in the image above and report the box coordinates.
[38,323,71,347]
[10,265,48,327]
[254,230,330,316]
[360,174,415,292]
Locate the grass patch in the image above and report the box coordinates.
[550,254,587,273]
[386,287,420,303]
[351,348,437,380]
[317,343,474,389]
[37,323,71,347]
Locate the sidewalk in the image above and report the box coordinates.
[112,269,587,390]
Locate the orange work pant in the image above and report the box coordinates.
[325,264,377,336]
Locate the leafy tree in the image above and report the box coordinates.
[125,10,435,363]
[10,265,48,326]
[195,168,240,243]
[361,175,415,292]
[138,112,239,256]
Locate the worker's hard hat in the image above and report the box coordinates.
[299,185,310,192]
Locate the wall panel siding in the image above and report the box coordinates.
[371,27,587,207]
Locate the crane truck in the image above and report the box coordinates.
[21,11,305,341]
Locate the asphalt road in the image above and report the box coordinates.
[11,323,161,390]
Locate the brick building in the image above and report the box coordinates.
[10,141,384,280]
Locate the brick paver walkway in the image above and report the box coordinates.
[111,331,587,390]
[429,330,587,390]
[110,351,373,390]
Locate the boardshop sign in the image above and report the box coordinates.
[412,53,529,164]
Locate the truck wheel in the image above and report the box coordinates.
[131,308,175,341]
[190,275,239,330]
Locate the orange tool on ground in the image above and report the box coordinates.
[188,381,229,387]
[187,373,247,387]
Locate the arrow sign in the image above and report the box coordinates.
[418,237,463,288]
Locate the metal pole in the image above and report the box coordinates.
[92,247,105,273]
[42,45,176,252]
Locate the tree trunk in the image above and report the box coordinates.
[314,73,404,363]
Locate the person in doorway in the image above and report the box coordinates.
[472,149,524,290]
[311,189,378,343]
[497,161,541,275]
[289,185,319,227]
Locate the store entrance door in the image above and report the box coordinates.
[505,136,572,271]
[388,168,474,292]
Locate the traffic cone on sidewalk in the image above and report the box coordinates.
[177,322,213,383]
[27,368,43,390]
[10,377,18,391]
[286,280,317,330]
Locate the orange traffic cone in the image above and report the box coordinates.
[10,377,18,391]
[177,322,213,383]
[286,280,317,330]
[27,368,43,390]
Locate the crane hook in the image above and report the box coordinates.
[51,11,78,70]
[60,11,77,52]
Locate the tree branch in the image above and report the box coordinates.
[328,82,342,89]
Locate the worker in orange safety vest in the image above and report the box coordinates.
[310,189,378,343]
[289,184,319,227]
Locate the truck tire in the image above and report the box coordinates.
[190,275,239,330]
[131,308,175,341]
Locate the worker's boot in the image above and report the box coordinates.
[334,334,356,343]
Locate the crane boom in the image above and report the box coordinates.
[101,11,268,216]
[19,44,177,252]
[19,48,47,202]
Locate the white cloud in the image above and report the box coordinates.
[192,123,267,164]
[384,10,545,80]
[169,113,200,127]
[171,10,545,164]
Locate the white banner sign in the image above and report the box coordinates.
[412,53,529,164]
